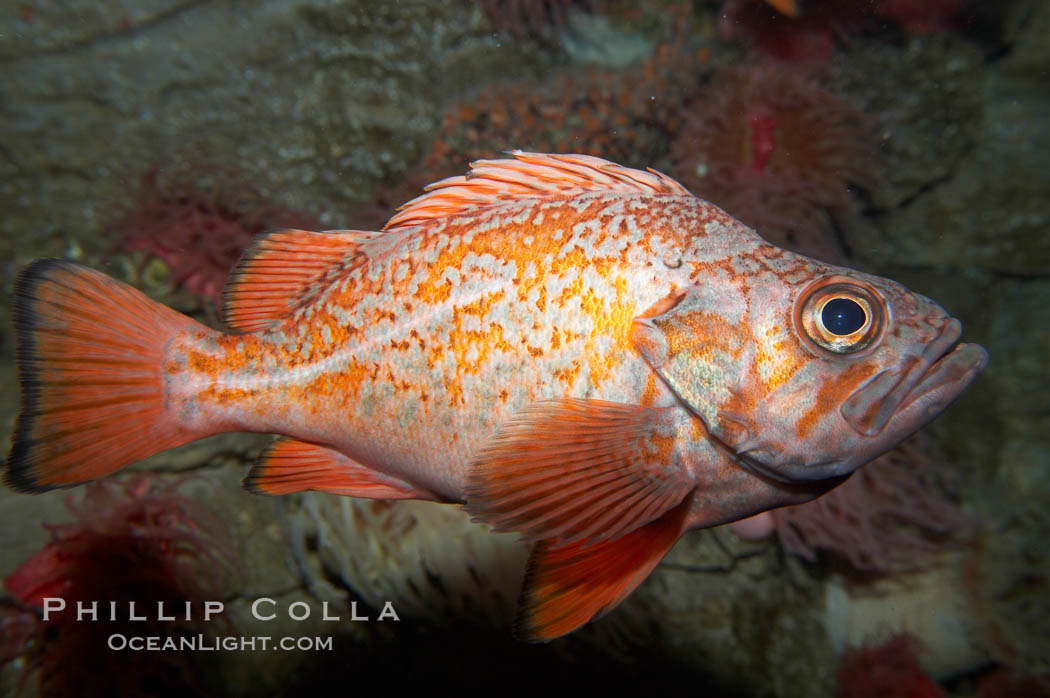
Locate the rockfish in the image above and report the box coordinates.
[6,152,987,640]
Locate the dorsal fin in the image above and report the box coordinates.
[383,151,692,232]
[222,229,377,332]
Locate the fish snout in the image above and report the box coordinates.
[840,318,987,437]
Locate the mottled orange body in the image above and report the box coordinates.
[177,189,734,499]
[8,153,987,640]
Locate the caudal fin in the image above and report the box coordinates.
[6,259,209,492]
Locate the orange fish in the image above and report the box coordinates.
[764,0,800,18]
[6,152,987,640]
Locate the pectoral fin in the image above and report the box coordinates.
[465,399,693,546]
[245,438,439,501]
[516,497,690,642]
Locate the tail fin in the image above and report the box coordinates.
[6,259,210,492]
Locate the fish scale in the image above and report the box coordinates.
[6,151,987,641]
[184,191,709,497]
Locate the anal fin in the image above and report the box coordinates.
[244,438,438,500]
[516,497,690,642]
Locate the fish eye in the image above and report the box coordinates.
[821,297,866,336]
[794,277,886,356]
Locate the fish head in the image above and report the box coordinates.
[632,249,989,483]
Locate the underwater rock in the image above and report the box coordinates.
[0,0,543,334]
[963,279,1050,678]
[825,562,988,680]
[984,280,1050,418]
[559,9,654,68]
[477,0,592,41]
[837,22,1050,274]
[218,590,354,698]
[874,71,1050,274]
[287,490,846,696]
[0,1,191,59]
[999,0,1050,80]
[645,531,838,698]
[828,35,983,215]
[288,494,528,630]
[967,476,1050,680]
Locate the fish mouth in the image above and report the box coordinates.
[841,319,989,437]
[734,322,987,485]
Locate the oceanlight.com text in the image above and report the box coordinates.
[107,634,334,652]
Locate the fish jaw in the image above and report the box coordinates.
[802,339,988,481]
[854,340,988,443]
[736,325,987,484]
[840,318,985,437]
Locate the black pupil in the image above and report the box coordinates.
[822,298,866,336]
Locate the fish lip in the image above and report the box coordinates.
[732,322,988,484]
[895,340,989,415]
[841,319,988,437]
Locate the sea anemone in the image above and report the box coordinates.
[2,475,237,698]
[718,0,867,63]
[287,494,651,658]
[423,40,699,176]
[354,39,703,228]
[671,63,878,262]
[113,166,319,312]
[290,495,528,629]
[719,0,968,63]
[838,633,945,698]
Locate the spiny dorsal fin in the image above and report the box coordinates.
[383,151,692,232]
[223,229,378,333]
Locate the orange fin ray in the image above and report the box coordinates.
[244,438,439,500]
[6,260,208,492]
[223,229,377,332]
[764,0,800,18]
[384,151,691,231]
[516,498,691,642]
[465,399,693,546]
